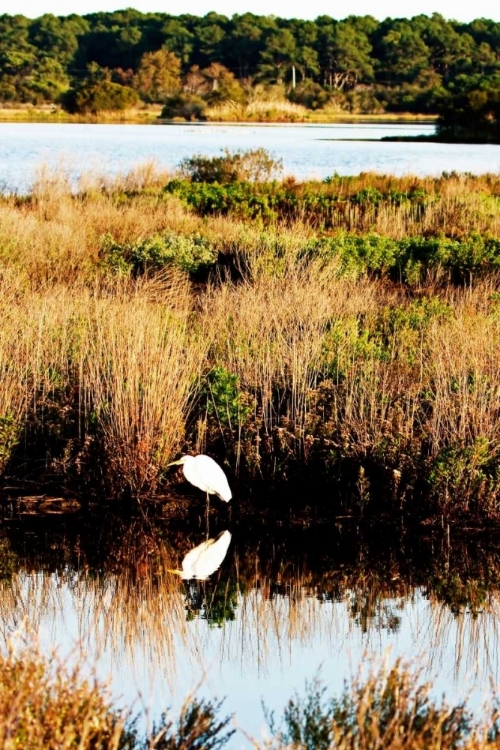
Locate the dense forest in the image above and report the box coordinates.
[1,10,500,137]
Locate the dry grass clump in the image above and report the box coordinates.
[199,250,500,517]
[0,272,53,473]
[0,635,234,750]
[205,99,309,122]
[203,260,384,435]
[0,640,131,750]
[198,253,405,481]
[81,273,205,497]
[259,656,498,750]
[0,169,199,287]
[0,269,205,496]
[79,161,172,195]
[425,304,500,451]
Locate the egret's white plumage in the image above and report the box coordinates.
[171,530,232,580]
[168,454,232,502]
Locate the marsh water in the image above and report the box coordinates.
[2,120,500,746]
[1,506,500,747]
[2,121,500,193]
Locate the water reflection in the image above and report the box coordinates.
[0,514,499,738]
[171,530,232,580]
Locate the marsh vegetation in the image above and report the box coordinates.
[1,151,500,526]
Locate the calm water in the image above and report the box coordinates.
[1,513,499,747]
[1,121,500,193]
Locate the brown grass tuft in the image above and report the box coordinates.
[0,638,130,750]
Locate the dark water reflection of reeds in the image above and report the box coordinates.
[0,511,499,741]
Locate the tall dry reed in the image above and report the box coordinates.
[81,274,205,496]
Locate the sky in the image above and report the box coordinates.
[3,0,499,22]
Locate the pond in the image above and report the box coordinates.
[1,509,499,747]
[1,121,500,193]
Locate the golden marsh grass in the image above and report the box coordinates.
[0,168,499,515]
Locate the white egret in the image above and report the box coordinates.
[167,454,232,503]
[169,530,232,580]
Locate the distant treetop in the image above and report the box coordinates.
[1,9,499,134]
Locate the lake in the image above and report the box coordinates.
[1,121,500,194]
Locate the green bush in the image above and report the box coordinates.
[201,367,252,431]
[61,81,139,114]
[165,176,430,229]
[266,662,475,750]
[99,232,217,276]
[288,80,330,110]
[146,697,234,749]
[160,93,207,120]
[300,232,500,286]
[165,180,279,220]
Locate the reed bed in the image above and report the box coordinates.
[1,164,500,519]
[0,271,205,496]
[205,99,309,123]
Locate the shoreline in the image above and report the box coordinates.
[0,105,437,126]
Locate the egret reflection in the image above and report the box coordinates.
[169,530,231,580]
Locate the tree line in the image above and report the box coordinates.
[1,10,499,137]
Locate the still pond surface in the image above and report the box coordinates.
[1,121,500,746]
[1,510,500,747]
[1,121,500,193]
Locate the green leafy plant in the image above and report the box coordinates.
[99,232,217,276]
[202,367,251,431]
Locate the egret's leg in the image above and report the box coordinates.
[206,491,210,538]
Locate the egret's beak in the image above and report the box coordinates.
[166,568,183,575]
[166,459,182,468]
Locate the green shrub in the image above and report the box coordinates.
[288,80,330,110]
[99,232,217,276]
[201,367,252,431]
[146,697,234,749]
[61,81,139,114]
[429,438,500,513]
[300,233,400,278]
[165,180,278,220]
[300,233,500,286]
[161,93,207,120]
